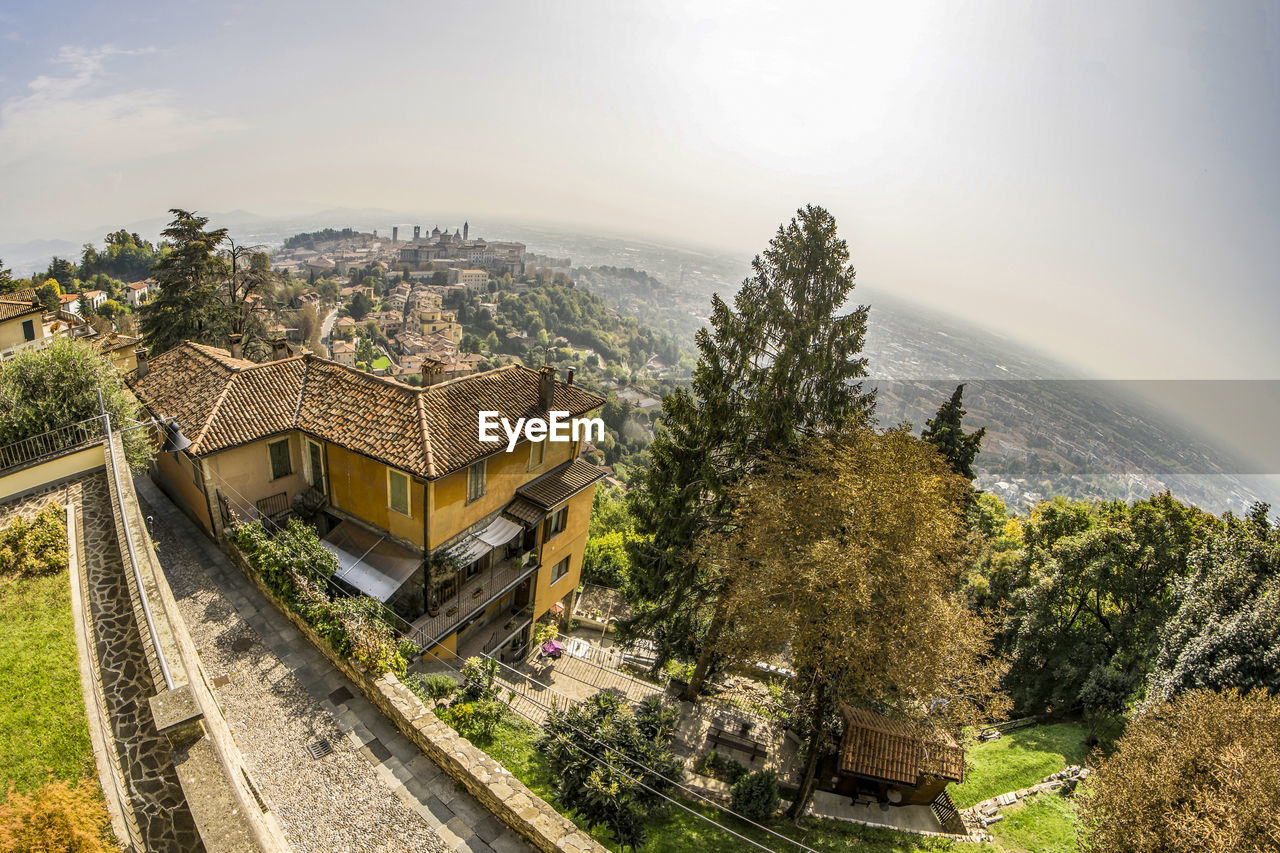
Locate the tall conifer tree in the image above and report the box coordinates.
[625,205,875,696]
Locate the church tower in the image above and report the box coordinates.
[463,221,469,241]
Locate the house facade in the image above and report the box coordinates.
[129,342,606,663]
[0,289,45,352]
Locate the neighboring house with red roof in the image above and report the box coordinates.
[129,341,606,662]
[0,288,47,351]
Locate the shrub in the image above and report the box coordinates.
[471,699,505,738]
[730,770,780,821]
[406,673,458,704]
[0,778,113,853]
[539,692,683,851]
[693,751,747,784]
[0,504,67,578]
[449,702,475,730]
[460,656,499,702]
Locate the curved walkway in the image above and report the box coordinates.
[138,476,531,853]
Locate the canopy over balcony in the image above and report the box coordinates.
[320,520,420,602]
[447,514,523,564]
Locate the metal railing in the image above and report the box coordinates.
[0,417,105,474]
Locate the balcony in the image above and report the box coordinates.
[409,553,536,649]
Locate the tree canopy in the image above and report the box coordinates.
[1080,688,1280,853]
[624,205,875,686]
[699,425,1008,818]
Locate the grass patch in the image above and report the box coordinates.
[0,571,95,791]
[371,356,391,370]
[989,793,1079,853]
[951,722,1092,808]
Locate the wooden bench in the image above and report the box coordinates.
[707,726,767,761]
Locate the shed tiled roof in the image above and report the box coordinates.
[838,706,964,787]
[0,289,42,322]
[517,458,607,509]
[129,341,604,480]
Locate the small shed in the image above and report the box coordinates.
[823,705,965,806]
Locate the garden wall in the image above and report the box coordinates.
[223,542,607,853]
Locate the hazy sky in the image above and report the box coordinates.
[1,1,1277,379]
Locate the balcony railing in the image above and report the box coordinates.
[410,555,537,648]
[0,417,106,475]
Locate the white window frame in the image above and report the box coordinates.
[528,438,546,471]
[388,467,411,516]
[467,459,487,504]
[304,437,326,492]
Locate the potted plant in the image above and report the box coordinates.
[472,586,484,598]
[445,605,458,617]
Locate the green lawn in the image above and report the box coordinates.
[988,793,1080,853]
[0,571,95,790]
[951,722,1093,809]
[371,356,391,370]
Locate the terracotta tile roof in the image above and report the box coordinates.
[93,333,140,354]
[504,496,546,526]
[516,458,607,509]
[129,341,604,480]
[0,289,42,322]
[837,705,964,787]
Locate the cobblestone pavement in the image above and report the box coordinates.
[138,476,532,853]
[76,473,204,851]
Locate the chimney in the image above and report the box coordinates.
[228,333,243,359]
[566,366,576,386]
[134,348,149,379]
[538,365,556,410]
[270,338,289,362]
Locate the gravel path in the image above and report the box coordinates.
[138,476,530,853]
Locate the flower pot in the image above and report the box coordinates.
[472,588,484,599]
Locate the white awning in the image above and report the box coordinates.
[446,514,523,564]
[321,521,420,603]
[477,515,522,548]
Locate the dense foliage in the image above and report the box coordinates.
[282,228,371,250]
[1080,688,1280,853]
[0,337,153,471]
[539,692,682,850]
[1146,504,1279,702]
[228,520,409,677]
[977,493,1218,720]
[581,487,648,592]
[0,505,67,578]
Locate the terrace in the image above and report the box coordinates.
[409,550,537,649]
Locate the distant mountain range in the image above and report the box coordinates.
[7,209,1272,514]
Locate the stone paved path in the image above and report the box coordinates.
[138,476,532,853]
[77,473,204,851]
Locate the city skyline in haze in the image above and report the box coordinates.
[1,0,1277,381]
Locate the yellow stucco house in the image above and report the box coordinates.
[0,289,47,353]
[129,341,607,663]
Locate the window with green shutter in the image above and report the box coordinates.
[268,439,291,479]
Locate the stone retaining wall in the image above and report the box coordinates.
[223,542,606,853]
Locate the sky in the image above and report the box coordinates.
[1,0,1277,380]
